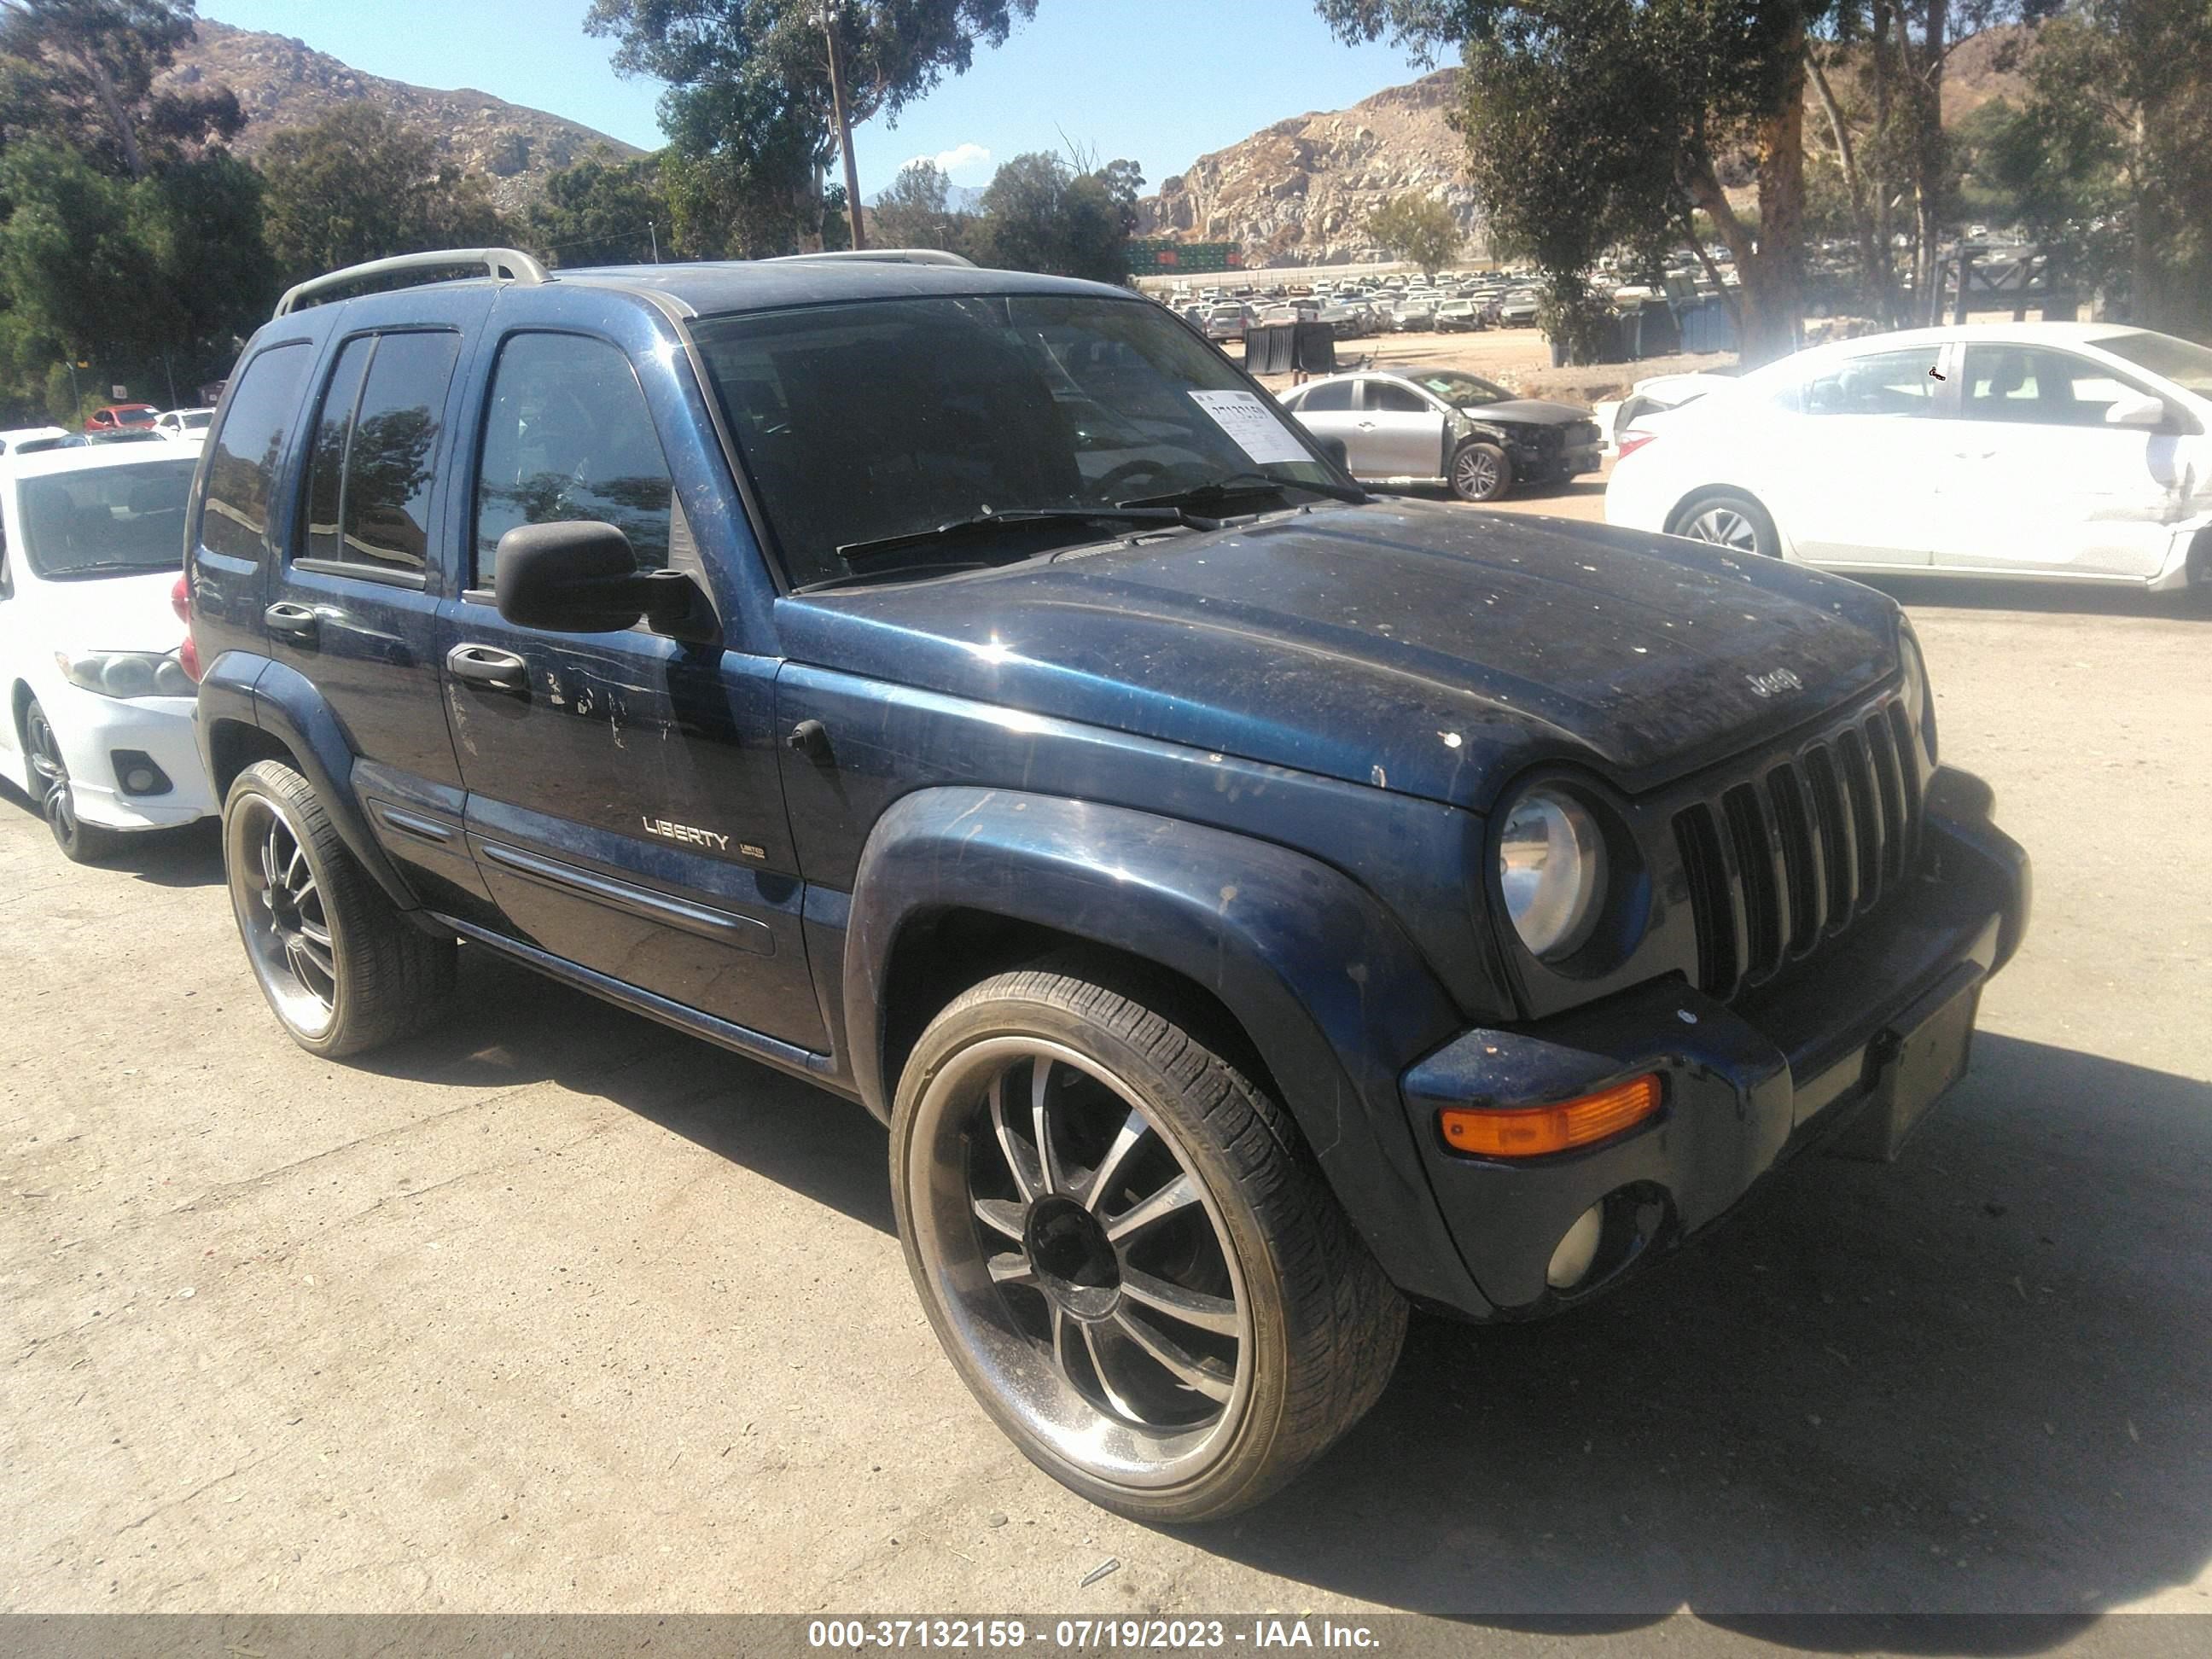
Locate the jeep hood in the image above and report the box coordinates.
[772,498,1900,812]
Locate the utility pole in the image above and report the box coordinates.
[821,3,866,250]
[648,219,660,263]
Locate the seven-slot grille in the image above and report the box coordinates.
[1673,696,1923,1001]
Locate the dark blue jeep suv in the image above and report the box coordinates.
[186,247,2029,1521]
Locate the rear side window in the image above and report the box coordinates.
[200,341,311,562]
[1802,349,1943,418]
[300,336,374,565]
[473,332,673,585]
[336,332,461,573]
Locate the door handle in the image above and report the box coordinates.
[1356,421,1377,430]
[446,643,529,696]
[264,601,319,642]
[1951,449,1996,460]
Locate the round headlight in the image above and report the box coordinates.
[154,657,192,696]
[101,655,157,699]
[1498,787,1608,960]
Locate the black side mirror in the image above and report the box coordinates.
[493,521,716,644]
[1317,435,1351,473]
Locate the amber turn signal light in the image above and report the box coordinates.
[1439,1074,1662,1158]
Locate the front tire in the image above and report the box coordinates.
[1671,490,1782,556]
[23,698,123,864]
[1451,440,1512,503]
[221,760,455,1057]
[891,966,1406,1522]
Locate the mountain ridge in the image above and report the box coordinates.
[159,19,644,211]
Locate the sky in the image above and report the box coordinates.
[195,1,1436,199]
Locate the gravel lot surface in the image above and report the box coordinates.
[2,488,2205,1640]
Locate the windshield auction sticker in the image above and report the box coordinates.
[1188,390,1311,465]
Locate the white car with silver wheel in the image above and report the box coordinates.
[0,447,213,862]
[1604,323,2212,597]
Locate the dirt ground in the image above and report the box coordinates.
[2,498,2208,1635]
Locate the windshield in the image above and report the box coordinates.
[691,294,1340,588]
[1410,370,1514,408]
[19,458,196,579]
[2096,330,2212,397]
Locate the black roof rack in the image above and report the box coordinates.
[273,247,550,317]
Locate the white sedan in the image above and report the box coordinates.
[154,407,214,442]
[0,446,215,862]
[1604,323,2212,595]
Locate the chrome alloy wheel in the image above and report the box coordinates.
[1452,445,1501,498]
[1683,504,1759,550]
[23,703,76,846]
[905,1038,1254,1490]
[227,793,337,1039]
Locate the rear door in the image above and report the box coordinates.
[1359,378,1450,479]
[1284,379,1361,468]
[438,300,823,1050]
[1937,343,2192,578]
[261,288,493,917]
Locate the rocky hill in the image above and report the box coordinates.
[1137,72,1481,269]
[1139,35,2028,271]
[159,20,643,210]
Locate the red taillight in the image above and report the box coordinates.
[171,573,190,623]
[1615,429,1659,461]
[178,634,203,683]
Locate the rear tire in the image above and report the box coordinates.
[222,760,455,1057]
[1671,490,1781,557]
[891,964,1406,1522]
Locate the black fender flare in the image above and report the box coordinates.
[195,652,422,912]
[843,786,1488,1312]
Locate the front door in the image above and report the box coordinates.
[439,318,824,1051]
[1937,343,2197,579]
[263,296,491,918]
[1359,379,1451,479]
[1765,345,1947,568]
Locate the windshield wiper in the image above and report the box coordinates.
[1121,471,1369,511]
[835,505,1214,572]
[46,560,173,579]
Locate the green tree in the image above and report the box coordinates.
[0,0,242,180]
[1364,194,1463,276]
[1320,0,1827,365]
[0,137,270,416]
[525,144,669,266]
[1981,2,2212,335]
[973,150,1132,282]
[258,104,509,283]
[870,157,966,251]
[585,0,1036,257]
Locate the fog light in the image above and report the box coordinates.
[1546,1202,1606,1290]
[111,750,172,797]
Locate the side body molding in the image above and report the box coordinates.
[195,652,423,912]
[841,787,1489,1313]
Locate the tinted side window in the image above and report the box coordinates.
[1367,382,1431,414]
[334,331,460,573]
[1802,349,1942,417]
[1300,381,1354,412]
[201,341,311,562]
[474,333,672,585]
[300,336,373,564]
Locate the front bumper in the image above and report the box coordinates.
[42,686,216,830]
[1400,767,2029,1318]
